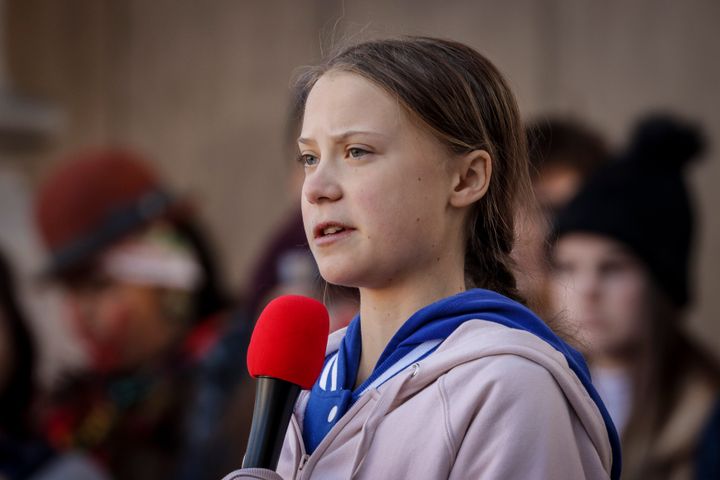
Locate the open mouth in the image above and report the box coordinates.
[321,225,345,236]
[314,222,354,240]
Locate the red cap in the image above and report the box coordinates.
[34,149,189,277]
[247,295,329,389]
[36,149,161,253]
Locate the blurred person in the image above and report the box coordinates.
[527,117,610,212]
[513,117,609,317]
[549,114,720,479]
[33,150,252,480]
[0,250,108,479]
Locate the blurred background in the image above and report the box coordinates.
[4,0,717,383]
[0,0,718,477]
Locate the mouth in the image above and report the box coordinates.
[313,222,355,245]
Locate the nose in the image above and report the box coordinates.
[574,269,602,304]
[66,291,97,336]
[303,161,343,205]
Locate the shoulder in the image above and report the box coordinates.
[419,319,576,393]
[440,352,570,419]
[440,353,613,479]
[411,320,609,442]
[453,351,558,388]
[426,319,596,417]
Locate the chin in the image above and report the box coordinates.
[317,263,364,289]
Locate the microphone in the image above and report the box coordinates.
[242,295,329,470]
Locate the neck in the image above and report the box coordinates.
[354,266,465,388]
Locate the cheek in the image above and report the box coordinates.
[69,290,135,345]
[356,189,392,230]
[66,296,99,341]
[604,275,647,344]
[356,176,442,244]
[66,291,134,371]
[605,278,647,333]
[300,187,310,227]
[96,295,134,340]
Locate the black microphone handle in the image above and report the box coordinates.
[242,376,301,470]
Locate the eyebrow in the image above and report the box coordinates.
[297,130,387,145]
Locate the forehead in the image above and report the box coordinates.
[301,71,406,136]
[556,233,633,259]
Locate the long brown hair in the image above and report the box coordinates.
[293,37,533,303]
[621,285,720,478]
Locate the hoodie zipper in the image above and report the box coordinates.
[298,453,310,472]
[293,392,378,479]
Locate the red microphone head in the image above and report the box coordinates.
[247,295,329,389]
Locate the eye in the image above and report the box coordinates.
[551,258,575,276]
[348,147,369,159]
[298,153,319,167]
[598,260,628,277]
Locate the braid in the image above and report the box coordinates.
[465,208,524,303]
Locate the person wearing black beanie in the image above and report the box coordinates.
[549,114,720,480]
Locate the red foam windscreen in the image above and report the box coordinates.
[247,295,330,390]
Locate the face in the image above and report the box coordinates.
[299,71,460,290]
[550,233,651,359]
[64,245,190,372]
[66,277,168,372]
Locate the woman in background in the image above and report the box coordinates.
[550,115,720,479]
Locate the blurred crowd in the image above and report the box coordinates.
[0,109,718,479]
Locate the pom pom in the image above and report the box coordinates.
[625,113,706,169]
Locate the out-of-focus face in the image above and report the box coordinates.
[550,233,650,359]
[62,226,201,373]
[299,71,459,290]
[65,276,171,373]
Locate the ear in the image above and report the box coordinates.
[449,150,492,208]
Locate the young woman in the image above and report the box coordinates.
[549,115,720,479]
[224,37,620,479]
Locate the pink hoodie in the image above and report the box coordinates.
[222,320,614,479]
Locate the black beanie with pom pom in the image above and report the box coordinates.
[552,113,706,309]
